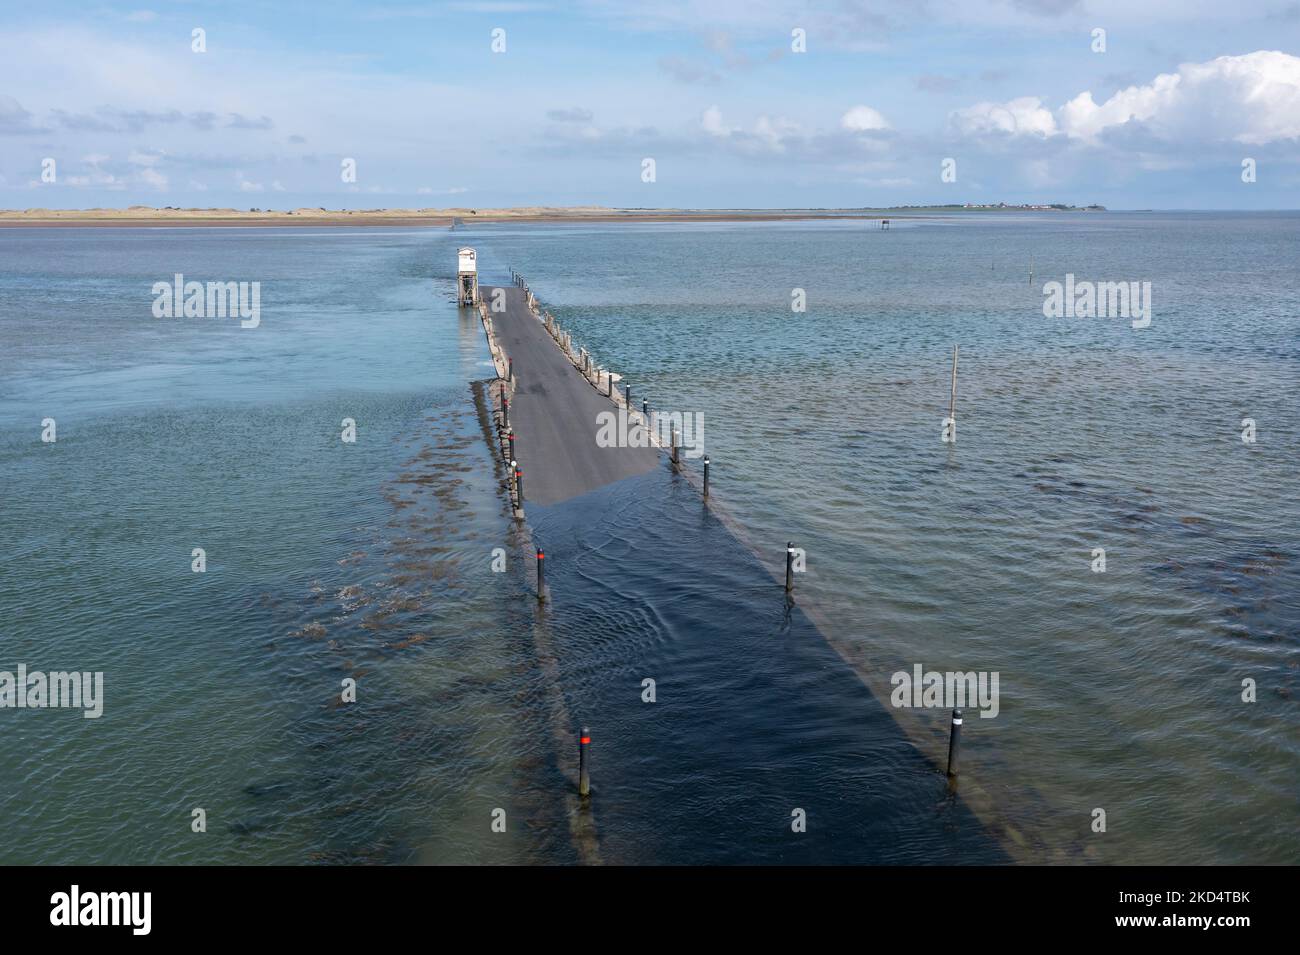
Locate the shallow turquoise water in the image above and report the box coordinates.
[474,212,1300,864]
[1,216,1296,864]
[0,227,572,863]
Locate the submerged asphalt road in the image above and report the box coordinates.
[486,285,659,506]
[478,280,1006,862]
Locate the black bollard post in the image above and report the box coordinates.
[508,357,514,384]
[641,398,648,419]
[606,373,612,398]
[625,382,631,409]
[536,549,545,602]
[515,464,524,504]
[947,708,963,777]
[703,455,710,498]
[578,727,590,797]
[502,394,509,428]
[670,428,679,468]
[506,428,515,465]
[785,542,794,593]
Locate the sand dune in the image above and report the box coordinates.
[0,206,896,227]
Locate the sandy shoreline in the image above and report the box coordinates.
[0,207,917,228]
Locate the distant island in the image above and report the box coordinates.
[0,203,1105,228]
[887,202,1106,211]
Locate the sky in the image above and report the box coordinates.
[2,0,1299,210]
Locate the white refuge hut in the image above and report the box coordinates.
[457,247,479,306]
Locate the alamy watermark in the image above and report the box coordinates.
[152,274,261,328]
[50,886,150,935]
[890,664,1000,718]
[596,408,705,458]
[1042,274,1151,328]
[1,665,104,718]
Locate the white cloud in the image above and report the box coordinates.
[236,172,264,192]
[753,114,799,148]
[952,52,1300,145]
[139,167,168,189]
[0,94,45,133]
[1059,50,1300,144]
[701,105,736,136]
[840,105,889,132]
[950,96,1058,137]
[700,105,800,152]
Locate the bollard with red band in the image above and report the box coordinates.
[578,726,591,797]
[536,550,545,602]
[515,464,524,505]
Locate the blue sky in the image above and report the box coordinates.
[2,0,1299,209]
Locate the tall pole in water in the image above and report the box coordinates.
[703,456,710,499]
[578,727,591,797]
[536,549,545,602]
[947,709,963,776]
[948,345,959,434]
[785,542,795,594]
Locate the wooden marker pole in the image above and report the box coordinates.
[948,345,959,434]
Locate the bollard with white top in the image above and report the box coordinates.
[947,708,963,777]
